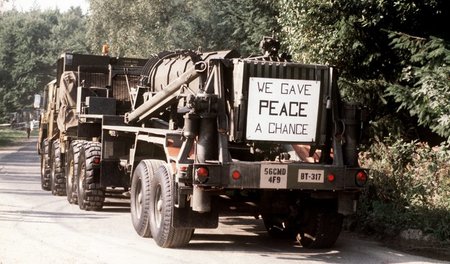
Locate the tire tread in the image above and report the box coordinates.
[51,140,66,196]
[150,164,193,248]
[40,139,51,191]
[78,142,105,211]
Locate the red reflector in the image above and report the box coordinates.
[231,170,241,180]
[93,157,100,164]
[196,167,209,178]
[327,173,335,182]
[179,166,188,172]
[356,171,368,186]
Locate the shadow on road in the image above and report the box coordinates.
[0,188,50,196]
[188,219,350,263]
[185,214,398,263]
[0,209,110,223]
[102,200,130,213]
[0,141,37,163]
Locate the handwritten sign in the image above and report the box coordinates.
[246,77,321,142]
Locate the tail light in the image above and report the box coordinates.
[355,170,368,186]
[231,170,241,180]
[327,173,335,182]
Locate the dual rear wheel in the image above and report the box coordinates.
[131,160,194,248]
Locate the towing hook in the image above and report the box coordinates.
[195,61,207,73]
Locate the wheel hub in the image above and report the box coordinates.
[135,185,142,217]
[154,186,162,227]
[157,199,163,212]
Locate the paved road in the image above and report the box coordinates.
[0,139,445,264]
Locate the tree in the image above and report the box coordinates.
[0,10,53,116]
[196,0,279,55]
[47,7,90,55]
[277,0,449,140]
[387,34,450,138]
[86,0,278,57]
[0,8,89,121]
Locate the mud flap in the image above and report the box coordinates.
[338,192,357,216]
[173,205,219,229]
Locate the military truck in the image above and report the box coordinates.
[99,38,367,248]
[38,37,367,249]
[37,53,147,208]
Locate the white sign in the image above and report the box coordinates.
[246,77,321,142]
[298,169,324,183]
[33,94,41,109]
[260,164,288,189]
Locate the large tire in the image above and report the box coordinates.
[149,163,194,248]
[50,140,66,196]
[40,139,51,191]
[131,160,164,238]
[66,140,84,204]
[77,142,105,211]
[299,206,343,249]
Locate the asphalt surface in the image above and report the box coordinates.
[0,138,446,264]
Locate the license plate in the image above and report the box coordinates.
[298,169,324,183]
[260,164,288,189]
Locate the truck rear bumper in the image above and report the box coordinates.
[191,161,366,191]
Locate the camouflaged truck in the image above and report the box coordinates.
[37,53,147,208]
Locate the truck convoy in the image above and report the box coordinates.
[37,37,368,249]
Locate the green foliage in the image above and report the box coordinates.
[87,0,160,56]
[277,0,449,140]
[277,2,450,241]
[358,138,450,240]
[0,8,89,122]
[86,0,278,57]
[387,35,450,138]
[205,0,279,55]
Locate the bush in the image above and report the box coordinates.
[357,137,450,241]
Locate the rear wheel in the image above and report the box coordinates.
[50,140,66,196]
[298,205,343,248]
[66,140,84,204]
[149,163,194,248]
[131,160,164,237]
[77,142,105,211]
[40,139,51,191]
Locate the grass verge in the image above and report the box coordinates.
[0,128,30,147]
